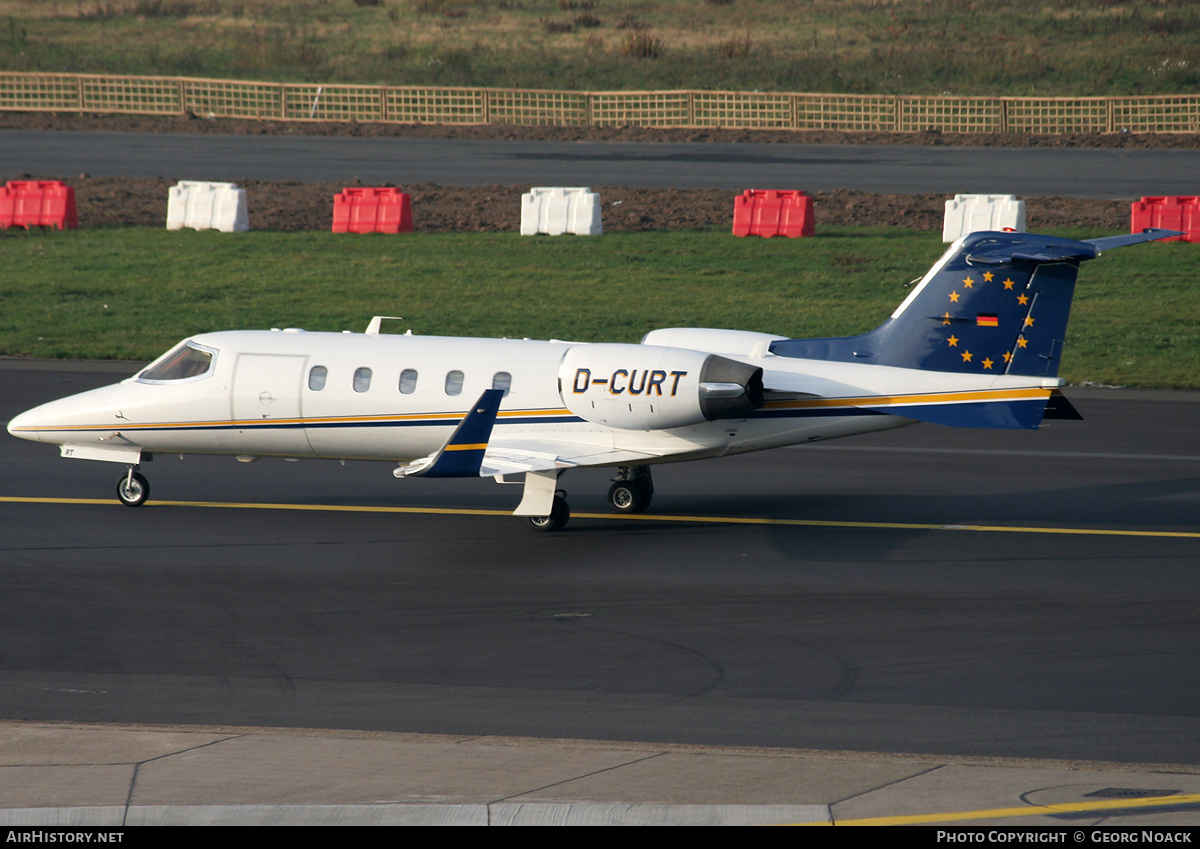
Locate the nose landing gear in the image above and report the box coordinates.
[116,467,149,507]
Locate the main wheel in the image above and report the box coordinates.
[607,480,651,514]
[116,471,149,507]
[529,495,569,532]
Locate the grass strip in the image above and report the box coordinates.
[3,0,1199,96]
[1,227,1195,389]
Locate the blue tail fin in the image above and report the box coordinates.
[770,229,1176,377]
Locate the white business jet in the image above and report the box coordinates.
[7,229,1177,530]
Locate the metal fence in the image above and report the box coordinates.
[2,72,1198,134]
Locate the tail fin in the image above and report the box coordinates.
[770,229,1177,376]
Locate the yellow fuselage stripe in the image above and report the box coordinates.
[14,408,576,433]
[763,387,1048,411]
[15,388,1051,434]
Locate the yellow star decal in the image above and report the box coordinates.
[961,350,973,362]
[947,335,959,347]
[1003,278,1015,290]
[983,272,994,283]
[948,291,960,303]
[963,276,975,288]
[1024,316,1035,327]
[982,357,994,370]
[1003,351,1013,363]
[941,311,953,325]
[1016,336,1028,348]
[1017,293,1029,305]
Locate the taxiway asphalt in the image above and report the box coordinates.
[4,129,1198,197]
[3,362,1199,789]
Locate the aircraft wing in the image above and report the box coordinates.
[480,440,658,477]
[393,389,659,478]
[398,437,659,479]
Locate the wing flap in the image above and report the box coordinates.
[482,440,657,478]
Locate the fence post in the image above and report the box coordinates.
[178,78,186,115]
[895,96,904,132]
[1000,98,1008,133]
[585,91,593,126]
[380,86,388,122]
[1106,97,1114,133]
[280,83,287,120]
[483,89,490,124]
[76,75,84,113]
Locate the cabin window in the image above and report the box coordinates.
[399,368,418,395]
[353,367,372,393]
[308,365,327,391]
[444,370,464,396]
[492,372,512,397]
[138,341,216,383]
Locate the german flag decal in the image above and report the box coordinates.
[976,313,999,327]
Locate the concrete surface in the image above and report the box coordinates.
[2,721,1199,826]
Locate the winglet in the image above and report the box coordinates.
[397,389,504,478]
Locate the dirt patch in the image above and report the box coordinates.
[10,175,1121,234]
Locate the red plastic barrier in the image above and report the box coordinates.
[0,180,77,230]
[1131,196,1200,243]
[732,190,813,238]
[332,187,413,234]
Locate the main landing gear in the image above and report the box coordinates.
[607,466,653,514]
[527,466,655,532]
[528,491,570,532]
[115,466,149,507]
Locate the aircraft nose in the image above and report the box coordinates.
[7,407,41,442]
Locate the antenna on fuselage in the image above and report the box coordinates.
[365,316,404,335]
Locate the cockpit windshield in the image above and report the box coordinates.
[138,341,217,383]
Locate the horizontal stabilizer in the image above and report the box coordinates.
[965,243,1096,265]
[1086,228,1184,252]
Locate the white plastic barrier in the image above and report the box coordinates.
[942,194,1025,242]
[167,181,250,233]
[520,187,602,236]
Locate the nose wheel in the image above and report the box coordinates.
[116,469,149,507]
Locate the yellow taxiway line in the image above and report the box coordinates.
[794,791,1200,826]
[2,496,1199,539]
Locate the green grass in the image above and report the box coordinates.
[2,227,1196,388]
[2,0,1199,96]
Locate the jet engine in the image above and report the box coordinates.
[558,343,764,430]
